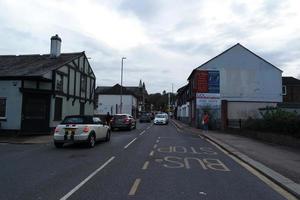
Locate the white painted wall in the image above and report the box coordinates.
[177,103,189,117]
[96,94,137,115]
[49,96,94,128]
[227,102,277,119]
[198,44,282,102]
[0,80,22,130]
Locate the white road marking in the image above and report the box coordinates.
[142,161,150,170]
[156,140,160,143]
[60,156,115,200]
[149,150,155,156]
[147,126,151,129]
[128,178,141,196]
[124,138,137,149]
[139,130,146,136]
[153,144,157,149]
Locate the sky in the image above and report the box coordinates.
[0,0,299,93]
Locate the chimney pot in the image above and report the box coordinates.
[50,34,62,58]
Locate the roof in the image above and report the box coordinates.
[188,43,283,80]
[0,52,84,79]
[95,84,138,98]
[176,84,189,94]
[127,86,148,96]
[282,77,300,85]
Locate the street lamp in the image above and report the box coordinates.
[120,57,126,113]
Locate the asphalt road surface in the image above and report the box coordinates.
[0,122,294,200]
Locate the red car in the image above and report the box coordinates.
[110,114,136,131]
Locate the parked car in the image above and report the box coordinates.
[53,115,111,148]
[139,113,151,123]
[110,114,136,131]
[154,114,169,125]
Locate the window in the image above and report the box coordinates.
[81,75,87,92]
[54,97,63,121]
[0,98,6,118]
[282,85,287,96]
[56,74,63,91]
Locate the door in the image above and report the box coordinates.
[80,102,85,115]
[21,93,51,133]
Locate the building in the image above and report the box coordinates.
[175,84,189,123]
[0,35,96,133]
[282,77,300,103]
[177,43,282,129]
[278,76,300,114]
[126,80,148,112]
[95,84,138,118]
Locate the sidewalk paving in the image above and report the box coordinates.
[172,119,300,198]
[0,134,52,144]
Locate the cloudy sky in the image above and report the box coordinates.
[0,0,299,93]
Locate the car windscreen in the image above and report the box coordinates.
[155,114,165,118]
[61,116,91,124]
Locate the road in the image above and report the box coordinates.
[0,122,294,200]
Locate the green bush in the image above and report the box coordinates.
[244,107,300,138]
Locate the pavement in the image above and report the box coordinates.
[0,134,52,144]
[171,119,300,199]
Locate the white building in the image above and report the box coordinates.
[0,35,96,133]
[183,43,282,128]
[95,84,137,118]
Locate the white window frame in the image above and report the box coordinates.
[282,85,287,96]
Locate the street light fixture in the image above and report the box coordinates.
[120,57,126,113]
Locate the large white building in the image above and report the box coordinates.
[177,43,283,128]
[95,84,138,118]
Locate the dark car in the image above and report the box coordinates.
[139,113,151,123]
[110,114,136,131]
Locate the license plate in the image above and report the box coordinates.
[64,128,75,134]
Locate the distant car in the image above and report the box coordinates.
[139,113,151,123]
[154,114,169,125]
[53,115,111,148]
[110,114,136,131]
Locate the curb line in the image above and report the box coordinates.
[202,133,300,199]
[172,119,300,199]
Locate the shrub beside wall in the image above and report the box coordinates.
[244,107,300,138]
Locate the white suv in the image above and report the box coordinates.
[53,115,111,148]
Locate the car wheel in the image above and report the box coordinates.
[54,142,64,148]
[88,134,96,148]
[105,130,111,142]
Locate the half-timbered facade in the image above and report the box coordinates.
[0,35,96,133]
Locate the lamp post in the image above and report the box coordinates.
[120,57,126,113]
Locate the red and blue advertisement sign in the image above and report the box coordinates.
[196,70,219,93]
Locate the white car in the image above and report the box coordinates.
[53,115,111,148]
[154,114,169,125]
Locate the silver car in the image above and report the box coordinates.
[154,114,169,125]
[53,115,111,148]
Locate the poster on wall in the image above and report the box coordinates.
[208,71,220,93]
[196,93,221,108]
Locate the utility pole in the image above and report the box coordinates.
[120,57,126,113]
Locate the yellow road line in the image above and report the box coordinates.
[128,178,141,196]
[142,161,149,170]
[206,139,298,200]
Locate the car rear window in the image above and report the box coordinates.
[61,116,92,124]
[156,114,165,118]
[113,115,127,119]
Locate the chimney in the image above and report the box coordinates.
[50,34,61,58]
